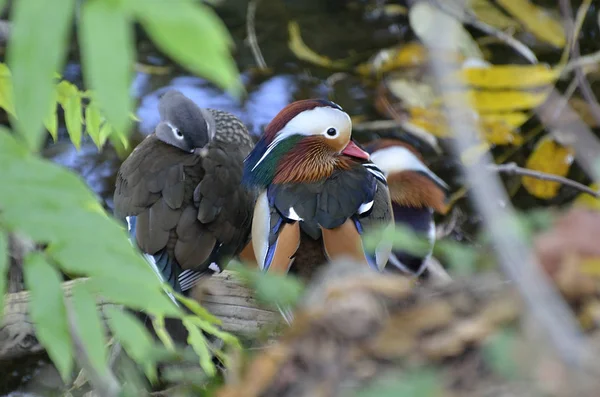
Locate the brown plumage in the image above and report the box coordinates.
[114,91,256,294]
[387,171,448,214]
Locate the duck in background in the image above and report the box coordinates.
[366,138,449,279]
[242,99,394,285]
[114,90,257,302]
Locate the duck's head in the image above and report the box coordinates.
[155,90,214,153]
[243,99,369,187]
[367,139,449,214]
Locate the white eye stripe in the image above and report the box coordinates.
[167,121,184,140]
[369,147,448,189]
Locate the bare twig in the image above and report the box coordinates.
[563,50,600,76]
[432,0,538,63]
[246,0,267,70]
[559,0,600,127]
[424,0,590,369]
[489,162,599,198]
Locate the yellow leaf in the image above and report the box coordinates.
[355,43,429,75]
[455,64,559,89]
[442,89,550,112]
[0,63,15,117]
[288,21,348,69]
[408,107,449,137]
[522,135,574,199]
[480,117,524,145]
[408,107,525,145]
[481,112,529,127]
[468,0,521,30]
[387,79,436,108]
[573,183,600,211]
[496,0,565,48]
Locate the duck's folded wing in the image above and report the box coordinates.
[252,190,300,272]
[355,178,394,271]
[114,136,212,292]
[193,142,257,263]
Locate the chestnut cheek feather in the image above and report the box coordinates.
[341,141,370,160]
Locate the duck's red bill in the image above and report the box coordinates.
[341,140,370,160]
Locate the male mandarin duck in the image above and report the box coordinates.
[366,138,449,278]
[242,99,394,280]
[113,90,257,299]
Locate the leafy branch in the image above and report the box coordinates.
[0,0,245,390]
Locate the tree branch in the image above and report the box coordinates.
[421,0,591,368]
[489,162,599,198]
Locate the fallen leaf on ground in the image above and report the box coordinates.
[288,21,349,69]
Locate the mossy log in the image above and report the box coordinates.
[0,271,277,361]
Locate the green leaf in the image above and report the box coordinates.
[131,0,240,94]
[482,328,519,380]
[7,0,75,151]
[355,368,442,397]
[86,277,180,317]
[182,318,216,377]
[56,81,83,149]
[106,307,158,383]
[23,253,73,382]
[43,90,59,142]
[185,316,240,349]
[98,122,113,147]
[0,230,8,320]
[0,132,163,286]
[176,294,221,325]
[85,101,103,148]
[232,264,304,308]
[80,0,133,135]
[0,63,15,117]
[70,282,108,376]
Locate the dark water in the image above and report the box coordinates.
[5,0,600,395]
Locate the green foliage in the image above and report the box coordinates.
[364,223,478,275]
[3,0,240,151]
[0,65,131,151]
[231,262,304,309]
[23,253,74,382]
[80,0,134,135]
[0,130,238,383]
[482,328,520,380]
[0,0,243,389]
[70,283,109,377]
[354,368,443,397]
[56,81,84,149]
[7,0,75,150]
[183,318,216,377]
[106,307,159,383]
[85,277,180,317]
[129,0,241,96]
[0,231,7,319]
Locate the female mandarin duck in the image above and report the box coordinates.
[366,138,449,278]
[243,99,394,280]
[113,90,257,299]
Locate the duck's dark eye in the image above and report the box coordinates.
[326,128,337,137]
[174,128,184,138]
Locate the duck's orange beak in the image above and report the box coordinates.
[341,140,370,160]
